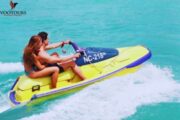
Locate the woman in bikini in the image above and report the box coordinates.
[23,35,59,88]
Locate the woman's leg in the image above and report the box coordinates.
[51,68,59,88]
[29,67,59,88]
[60,61,86,80]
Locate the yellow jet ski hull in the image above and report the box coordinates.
[8,45,151,106]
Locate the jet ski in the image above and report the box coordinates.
[8,42,151,106]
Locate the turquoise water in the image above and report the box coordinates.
[0,0,180,119]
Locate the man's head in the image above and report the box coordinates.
[38,32,49,45]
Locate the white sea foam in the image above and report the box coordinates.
[21,63,180,120]
[0,92,12,113]
[0,79,15,113]
[0,62,24,74]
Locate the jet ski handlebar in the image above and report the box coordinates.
[69,41,85,54]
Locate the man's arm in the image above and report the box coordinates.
[45,41,63,50]
[45,40,71,50]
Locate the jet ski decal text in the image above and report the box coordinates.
[83,52,106,63]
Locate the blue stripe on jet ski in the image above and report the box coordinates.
[126,49,152,68]
[9,91,20,105]
[10,77,19,90]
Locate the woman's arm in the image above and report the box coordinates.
[38,52,80,64]
[33,54,46,70]
[34,60,46,70]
